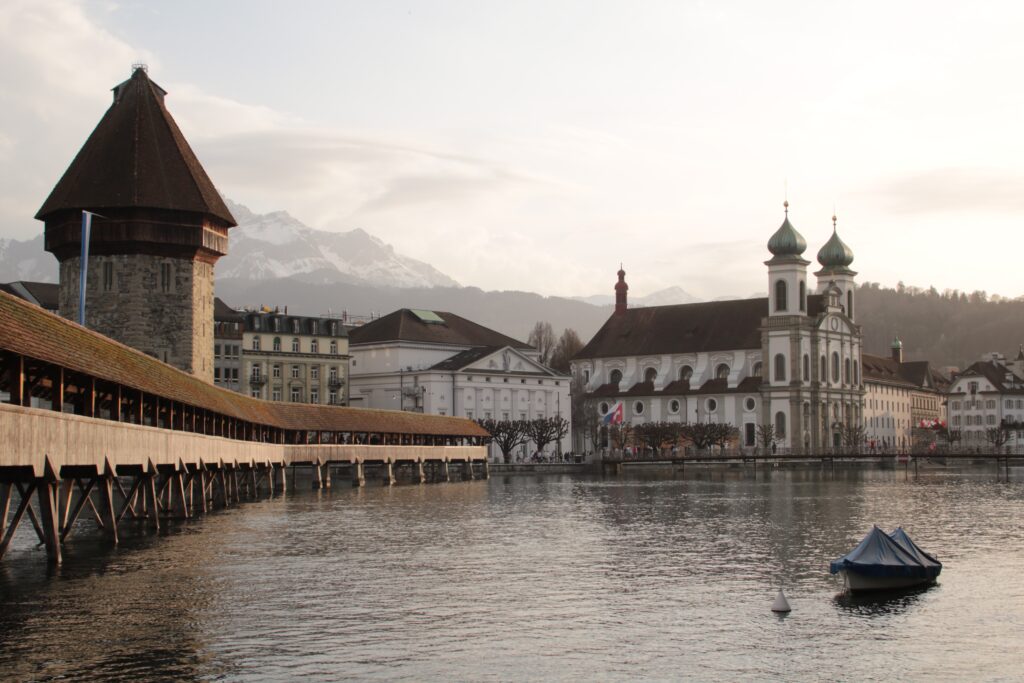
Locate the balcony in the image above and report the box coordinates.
[328,377,345,390]
[250,376,266,387]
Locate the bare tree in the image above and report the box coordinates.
[755,423,776,452]
[679,422,731,451]
[984,425,1011,451]
[634,421,682,455]
[549,328,584,373]
[839,422,866,449]
[477,419,529,463]
[609,422,634,452]
[527,321,556,366]
[524,416,570,455]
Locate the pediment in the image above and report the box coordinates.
[465,347,554,375]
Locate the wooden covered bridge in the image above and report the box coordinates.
[0,291,489,564]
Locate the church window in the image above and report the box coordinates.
[820,355,826,381]
[715,363,730,380]
[610,369,623,385]
[291,338,300,352]
[752,361,762,377]
[679,365,693,381]
[644,367,657,384]
[802,354,810,382]
[744,397,756,411]
[844,358,851,384]
[774,354,786,382]
[583,369,590,383]
[633,401,645,416]
[775,280,788,312]
[847,290,854,318]
[273,337,281,352]
[775,411,787,438]
[599,402,610,415]
[831,352,840,383]
[799,281,806,312]
[669,400,680,414]
[706,398,718,412]
[853,360,859,384]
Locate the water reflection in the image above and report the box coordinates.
[833,583,936,616]
[0,467,1022,681]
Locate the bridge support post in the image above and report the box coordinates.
[352,462,365,487]
[440,461,450,482]
[322,463,332,489]
[277,463,287,493]
[462,461,475,481]
[312,461,323,490]
[37,458,62,565]
[101,465,119,544]
[416,460,426,484]
[145,471,160,531]
[383,461,396,486]
[482,460,490,480]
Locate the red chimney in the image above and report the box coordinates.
[614,265,628,315]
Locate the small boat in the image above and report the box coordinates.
[830,526,942,593]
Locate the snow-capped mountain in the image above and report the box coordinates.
[217,199,460,288]
[572,285,700,307]
[0,234,57,283]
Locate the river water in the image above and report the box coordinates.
[1,464,1023,681]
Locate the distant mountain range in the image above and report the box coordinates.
[572,286,699,307]
[0,234,54,283]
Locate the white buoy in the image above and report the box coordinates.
[771,589,791,613]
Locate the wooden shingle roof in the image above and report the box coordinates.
[0,290,485,437]
[36,68,235,227]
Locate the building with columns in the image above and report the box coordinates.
[348,308,571,460]
[36,66,235,382]
[572,204,864,452]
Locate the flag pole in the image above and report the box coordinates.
[78,210,102,326]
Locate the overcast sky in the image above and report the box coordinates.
[2,0,1023,299]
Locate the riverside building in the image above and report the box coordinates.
[947,350,1024,446]
[572,204,864,452]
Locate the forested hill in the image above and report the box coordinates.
[857,283,1024,370]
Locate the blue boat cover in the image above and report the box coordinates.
[889,527,942,573]
[829,526,942,579]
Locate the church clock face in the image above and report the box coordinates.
[829,317,839,331]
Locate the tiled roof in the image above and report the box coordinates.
[574,296,825,360]
[862,353,949,392]
[36,68,235,227]
[0,290,485,437]
[349,309,531,349]
[951,360,1024,395]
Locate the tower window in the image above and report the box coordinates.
[847,290,854,318]
[679,365,694,381]
[802,354,810,381]
[715,363,730,380]
[610,369,623,385]
[644,367,657,384]
[102,262,113,292]
[775,279,788,312]
[774,354,786,382]
[160,262,172,293]
[799,281,806,312]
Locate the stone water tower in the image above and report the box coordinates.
[36,66,235,382]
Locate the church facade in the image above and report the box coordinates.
[571,203,864,452]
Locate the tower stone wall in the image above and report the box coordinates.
[58,254,215,381]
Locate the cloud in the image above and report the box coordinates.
[868,167,1024,215]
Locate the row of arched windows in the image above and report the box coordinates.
[774,352,860,385]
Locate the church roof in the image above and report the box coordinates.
[349,309,531,350]
[36,67,235,226]
[575,296,825,360]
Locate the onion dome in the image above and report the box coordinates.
[891,336,903,350]
[767,201,807,257]
[817,216,855,268]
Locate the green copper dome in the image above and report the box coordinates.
[891,336,903,349]
[817,221,854,268]
[767,202,807,257]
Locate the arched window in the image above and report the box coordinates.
[644,367,657,384]
[610,369,623,385]
[273,337,281,352]
[847,290,854,319]
[775,411,787,438]
[820,356,826,382]
[775,279,788,312]
[679,365,693,381]
[799,281,806,312]
[752,361,763,378]
[802,354,810,382]
[831,352,840,383]
[715,363,730,380]
[844,358,851,384]
[853,360,859,385]
[774,353,786,382]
